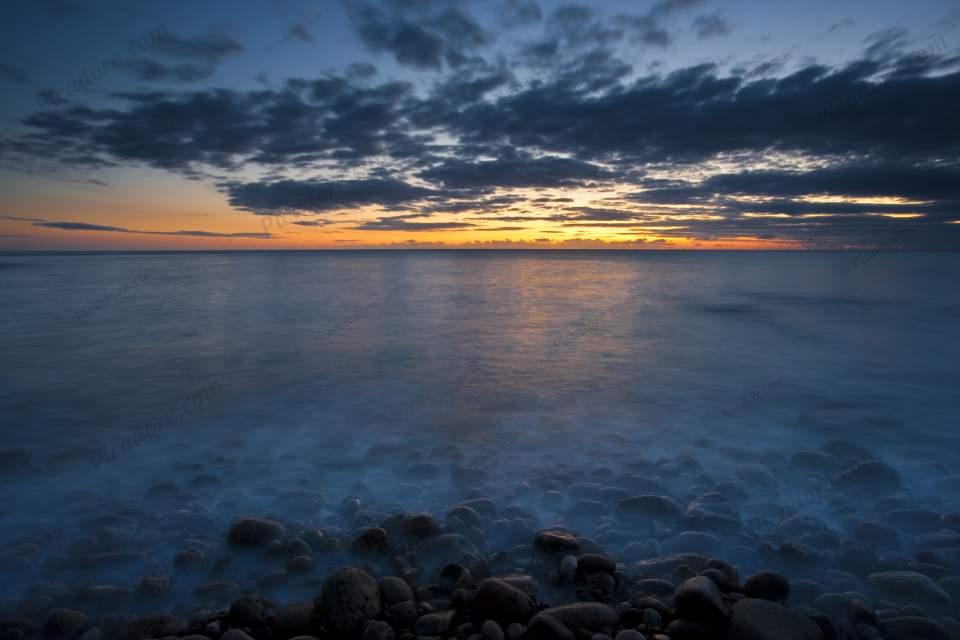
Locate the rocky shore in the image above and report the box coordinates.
[2,440,960,640]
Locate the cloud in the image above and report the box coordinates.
[115,28,244,84]
[225,178,437,213]
[502,0,542,25]
[348,1,490,70]
[32,220,272,238]
[354,216,476,231]
[418,154,614,191]
[153,28,244,64]
[692,14,731,39]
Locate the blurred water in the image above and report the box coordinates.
[0,250,958,578]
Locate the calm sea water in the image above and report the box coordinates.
[1,250,958,551]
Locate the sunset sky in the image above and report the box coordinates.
[1,0,959,250]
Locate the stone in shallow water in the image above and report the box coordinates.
[866,571,951,611]
[722,598,823,640]
[743,572,790,603]
[318,567,382,637]
[535,603,618,632]
[472,578,534,626]
[377,577,414,606]
[832,461,901,494]
[415,533,477,565]
[881,616,955,640]
[533,530,580,555]
[227,518,286,547]
[674,576,729,623]
[615,495,681,526]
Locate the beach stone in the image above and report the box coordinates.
[614,631,645,640]
[378,577,414,606]
[854,521,900,548]
[790,451,840,473]
[472,579,534,626]
[675,576,729,623]
[737,463,777,487]
[914,530,960,550]
[457,498,496,517]
[867,571,951,610]
[350,527,390,555]
[318,567,382,637]
[227,596,269,628]
[415,533,477,564]
[534,530,580,555]
[722,598,823,640]
[480,620,504,640]
[832,461,900,494]
[413,611,454,637]
[616,495,681,526]
[386,601,417,629]
[882,509,943,534]
[744,572,790,603]
[221,631,254,640]
[272,602,314,638]
[881,616,955,640]
[382,512,441,544]
[447,505,483,528]
[117,615,187,640]
[362,620,393,640]
[45,609,88,639]
[536,603,618,632]
[684,494,742,533]
[527,614,574,640]
[664,531,721,555]
[227,518,286,547]
[576,554,616,577]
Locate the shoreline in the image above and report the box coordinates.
[2,442,960,640]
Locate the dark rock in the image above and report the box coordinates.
[722,598,823,640]
[866,571,951,611]
[616,495,682,526]
[881,616,955,640]
[362,620,394,640]
[227,595,269,629]
[378,577,414,606]
[414,533,477,565]
[854,522,900,549]
[117,615,187,640]
[527,614,574,640]
[350,528,390,555]
[472,579,534,626]
[535,603,618,632]
[832,461,900,494]
[675,576,729,623]
[227,518,286,547]
[737,463,777,487]
[318,567,382,637]
[45,609,88,640]
[533,530,580,555]
[386,601,417,629]
[413,611,454,637]
[575,554,616,577]
[272,602,314,639]
[447,506,483,528]
[882,509,943,534]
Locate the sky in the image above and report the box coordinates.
[1,0,959,250]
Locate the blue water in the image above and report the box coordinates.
[0,250,958,601]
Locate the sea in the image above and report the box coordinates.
[0,250,958,601]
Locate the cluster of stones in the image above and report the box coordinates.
[2,440,960,640]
